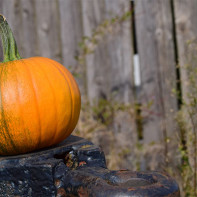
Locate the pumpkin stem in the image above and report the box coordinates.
[0,15,21,63]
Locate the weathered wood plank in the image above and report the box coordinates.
[135,0,177,143]
[58,0,85,95]
[174,0,197,176]
[81,0,137,169]
[81,0,108,102]
[0,1,3,16]
[81,0,134,104]
[58,0,83,70]
[35,0,62,62]
[19,0,37,58]
[174,0,197,103]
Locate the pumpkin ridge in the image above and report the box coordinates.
[14,62,28,147]
[48,58,80,137]
[0,67,9,154]
[20,59,42,149]
[47,59,74,139]
[15,61,34,152]
[0,65,18,153]
[31,58,58,146]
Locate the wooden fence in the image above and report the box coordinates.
[0,0,196,170]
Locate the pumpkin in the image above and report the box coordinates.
[0,15,81,155]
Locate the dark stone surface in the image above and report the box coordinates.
[0,135,180,197]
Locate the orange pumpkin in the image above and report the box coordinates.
[0,15,81,155]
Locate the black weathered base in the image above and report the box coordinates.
[0,135,180,197]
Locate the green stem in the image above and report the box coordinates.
[0,15,21,63]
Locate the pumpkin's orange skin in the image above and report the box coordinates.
[0,57,81,155]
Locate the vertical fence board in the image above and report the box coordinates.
[35,0,61,62]
[58,0,82,69]
[104,0,134,104]
[20,0,37,58]
[81,0,137,169]
[135,0,177,144]
[81,0,110,102]
[174,0,197,102]
[82,0,134,103]
[174,0,197,176]
[58,0,85,95]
